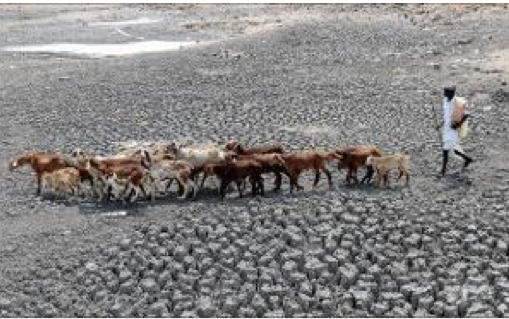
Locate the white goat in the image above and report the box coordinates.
[41,167,81,197]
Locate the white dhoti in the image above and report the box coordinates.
[442,128,462,152]
[442,97,463,152]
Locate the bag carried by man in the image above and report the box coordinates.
[452,97,469,140]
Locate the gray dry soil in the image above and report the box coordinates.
[1,4,509,317]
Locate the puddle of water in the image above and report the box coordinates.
[90,17,163,27]
[102,211,128,217]
[2,40,197,58]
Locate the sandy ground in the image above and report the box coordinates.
[0,4,509,317]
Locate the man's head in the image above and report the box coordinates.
[444,85,456,101]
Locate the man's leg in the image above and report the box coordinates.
[454,149,473,168]
[440,150,449,176]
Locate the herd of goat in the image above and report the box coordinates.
[8,140,410,203]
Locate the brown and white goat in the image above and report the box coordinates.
[281,151,341,192]
[366,154,410,187]
[85,158,155,203]
[150,159,196,199]
[335,145,383,184]
[9,152,79,195]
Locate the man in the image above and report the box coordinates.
[437,85,473,177]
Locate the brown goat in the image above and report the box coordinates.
[198,153,289,192]
[206,158,264,199]
[281,151,341,192]
[9,152,78,195]
[224,140,285,156]
[335,145,383,184]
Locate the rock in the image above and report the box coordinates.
[289,272,307,285]
[444,304,459,317]
[282,260,298,277]
[148,301,169,317]
[497,240,508,252]
[118,270,132,283]
[85,262,99,274]
[119,238,131,250]
[238,306,256,317]
[351,289,373,310]
[222,296,239,315]
[180,310,198,317]
[339,264,359,288]
[430,63,441,70]
[304,257,326,278]
[110,301,123,316]
[496,304,509,317]
[197,297,215,317]
[323,255,339,273]
[140,278,159,293]
[0,298,12,310]
[457,37,474,45]
[284,300,302,316]
[251,294,268,316]
[414,307,435,317]
[466,302,491,317]
[264,310,285,317]
[118,280,135,294]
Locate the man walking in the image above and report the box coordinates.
[438,85,473,177]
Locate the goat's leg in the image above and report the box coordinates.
[295,170,304,190]
[258,176,265,196]
[219,180,228,200]
[36,173,42,195]
[345,168,352,184]
[166,178,174,191]
[236,180,244,198]
[139,184,148,199]
[352,168,359,184]
[188,179,197,199]
[106,185,113,202]
[126,186,137,203]
[248,177,256,196]
[177,178,189,200]
[289,170,304,192]
[170,179,185,197]
[323,167,333,188]
[198,171,209,192]
[313,170,321,187]
[396,169,404,182]
[273,171,282,192]
[361,165,374,184]
[145,181,156,203]
[289,170,298,193]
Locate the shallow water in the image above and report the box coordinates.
[2,40,197,58]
